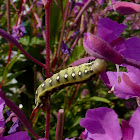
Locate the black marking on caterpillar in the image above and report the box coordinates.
[35,59,106,107]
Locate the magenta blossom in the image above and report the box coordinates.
[12,25,26,40]
[83,18,127,64]
[61,42,70,55]
[0,98,5,137]
[79,107,140,140]
[101,65,140,100]
[0,98,31,140]
[83,17,140,69]
[100,36,140,100]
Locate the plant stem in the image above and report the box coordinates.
[55,109,64,140]
[0,28,46,68]
[56,0,70,58]
[45,0,51,139]
[6,0,10,33]
[45,4,50,78]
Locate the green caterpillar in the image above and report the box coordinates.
[35,59,106,107]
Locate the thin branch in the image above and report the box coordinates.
[6,0,10,33]
[56,0,70,58]
[44,0,51,139]
[0,28,45,68]
[67,0,94,32]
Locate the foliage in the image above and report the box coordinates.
[0,0,140,140]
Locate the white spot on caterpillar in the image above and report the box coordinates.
[35,90,38,95]
[78,71,82,76]
[49,79,52,84]
[35,99,37,104]
[84,69,88,74]
[72,72,75,78]
[64,73,68,79]
[56,75,60,81]
[41,82,45,88]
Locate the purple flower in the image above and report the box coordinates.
[0,97,31,139]
[100,37,140,99]
[0,98,5,136]
[70,0,88,7]
[97,0,105,5]
[36,0,43,7]
[83,18,127,64]
[2,131,31,140]
[61,42,70,55]
[79,107,140,140]
[12,25,26,40]
[113,1,140,15]
[81,89,89,98]
[101,65,140,100]
[5,111,22,134]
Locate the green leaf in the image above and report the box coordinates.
[78,96,111,104]
[6,70,25,83]
[3,50,20,82]
[89,96,111,104]
[19,36,45,46]
[67,45,85,65]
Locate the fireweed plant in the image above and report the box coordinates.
[0,0,140,140]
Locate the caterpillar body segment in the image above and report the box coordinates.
[35,59,106,107]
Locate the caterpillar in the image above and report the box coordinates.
[35,59,106,108]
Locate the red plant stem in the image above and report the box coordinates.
[45,4,50,78]
[68,85,80,109]
[16,0,23,25]
[6,0,10,33]
[0,29,46,68]
[67,0,93,33]
[55,109,64,140]
[45,0,51,139]
[6,44,13,66]
[1,0,24,88]
[45,104,51,139]
[56,0,70,58]
[56,30,84,71]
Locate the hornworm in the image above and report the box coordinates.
[35,59,106,108]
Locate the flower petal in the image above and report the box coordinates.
[126,65,140,86]
[122,73,140,97]
[3,131,31,140]
[83,33,123,64]
[129,107,140,140]
[113,1,140,15]
[80,107,122,140]
[121,37,140,61]
[101,72,140,99]
[0,98,5,128]
[97,18,126,43]
[61,42,70,55]
[8,119,22,134]
[70,57,95,66]
[121,120,134,140]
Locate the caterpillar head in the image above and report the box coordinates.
[35,93,50,108]
[92,59,106,74]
